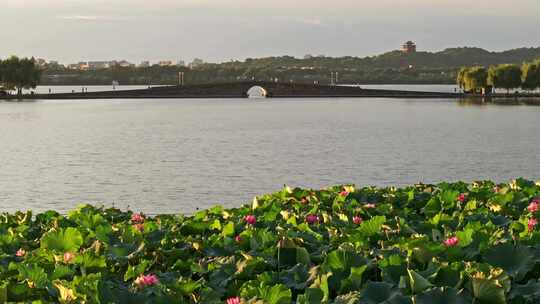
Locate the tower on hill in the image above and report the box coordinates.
[402,41,417,53]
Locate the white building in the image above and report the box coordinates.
[158,61,173,67]
[88,61,111,70]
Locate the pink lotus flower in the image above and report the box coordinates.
[353,216,363,225]
[528,202,539,213]
[305,214,319,224]
[135,274,159,289]
[235,235,242,243]
[131,213,145,224]
[300,197,308,204]
[227,297,241,304]
[244,215,257,225]
[339,190,350,197]
[364,203,376,209]
[16,249,26,257]
[443,236,459,247]
[63,252,75,263]
[493,186,500,193]
[529,218,538,232]
[457,193,467,203]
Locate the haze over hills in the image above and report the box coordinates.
[40,46,540,85]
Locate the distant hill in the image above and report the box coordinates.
[225,47,540,69]
[41,47,540,85]
[363,47,540,68]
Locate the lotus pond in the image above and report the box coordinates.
[2,179,540,303]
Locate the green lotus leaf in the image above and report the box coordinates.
[297,288,325,304]
[51,265,75,280]
[40,227,83,253]
[415,287,470,304]
[15,264,48,289]
[339,265,368,293]
[440,190,460,209]
[508,279,540,301]
[323,249,368,292]
[483,244,534,281]
[262,284,293,304]
[75,252,107,271]
[433,264,461,288]
[241,281,291,304]
[278,247,311,267]
[407,269,433,294]
[472,277,507,304]
[455,227,474,248]
[357,216,386,237]
[0,281,7,303]
[124,260,151,281]
[221,221,235,237]
[279,264,310,290]
[359,281,410,304]
[173,278,203,296]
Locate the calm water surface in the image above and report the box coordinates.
[1,97,539,214]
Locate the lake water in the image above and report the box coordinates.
[1,94,539,214]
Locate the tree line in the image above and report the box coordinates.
[0,56,41,95]
[457,60,540,94]
[40,47,540,86]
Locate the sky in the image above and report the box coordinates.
[2,0,540,64]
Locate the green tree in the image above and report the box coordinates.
[0,56,42,95]
[487,64,522,93]
[521,60,540,92]
[457,66,488,93]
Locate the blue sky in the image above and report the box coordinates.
[2,0,540,63]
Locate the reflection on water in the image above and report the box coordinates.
[0,97,539,215]
[459,97,540,106]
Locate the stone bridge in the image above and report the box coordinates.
[5,81,464,100]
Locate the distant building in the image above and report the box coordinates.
[77,62,89,70]
[158,60,173,67]
[176,60,186,67]
[88,61,111,70]
[402,41,417,53]
[139,61,150,68]
[67,63,80,70]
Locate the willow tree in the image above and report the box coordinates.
[488,64,522,93]
[457,66,488,93]
[0,56,42,95]
[522,60,540,92]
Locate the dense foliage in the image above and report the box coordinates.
[0,56,41,95]
[2,179,540,303]
[40,47,540,86]
[488,65,523,93]
[522,61,540,91]
[457,66,488,93]
[458,61,540,93]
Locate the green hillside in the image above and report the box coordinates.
[41,47,540,85]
